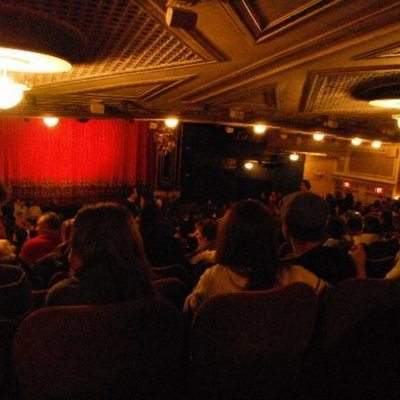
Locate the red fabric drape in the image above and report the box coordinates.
[0,118,151,184]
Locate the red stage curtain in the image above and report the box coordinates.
[0,118,151,184]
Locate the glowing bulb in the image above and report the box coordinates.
[0,75,29,109]
[244,162,254,170]
[351,137,362,146]
[392,115,400,128]
[253,124,267,134]
[165,118,179,128]
[289,153,299,161]
[43,117,59,127]
[371,140,382,149]
[313,132,325,141]
[343,182,351,188]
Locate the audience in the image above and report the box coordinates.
[184,200,327,317]
[46,202,155,306]
[19,212,62,266]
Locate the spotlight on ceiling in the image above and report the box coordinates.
[351,137,362,146]
[313,132,325,141]
[165,117,179,128]
[371,140,382,149]
[253,124,267,134]
[43,117,59,127]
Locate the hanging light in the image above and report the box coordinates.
[313,132,325,141]
[371,140,382,149]
[165,117,179,129]
[351,137,362,146]
[253,124,267,134]
[289,153,299,161]
[43,117,59,127]
[0,71,29,109]
[244,162,254,170]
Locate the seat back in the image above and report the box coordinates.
[153,264,188,286]
[364,239,399,278]
[13,298,185,400]
[304,278,400,400]
[190,283,318,400]
[154,277,187,310]
[0,319,17,396]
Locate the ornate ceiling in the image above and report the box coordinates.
[2,0,400,142]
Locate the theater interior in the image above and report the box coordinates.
[0,0,399,203]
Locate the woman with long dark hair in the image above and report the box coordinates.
[46,202,155,305]
[184,199,326,316]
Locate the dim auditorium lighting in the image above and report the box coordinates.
[43,117,59,127]
[289,153,299,161]
[244,162,254,170]
[165,118,179,129]
[351,137,362,146]
[374,187,384,194]
[313,132,325,141]
[253,124,267,134]
[0,72,29,109]
[371,140,382,149]
[343,182,351,188]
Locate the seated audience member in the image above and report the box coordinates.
[300,179,311,192]
[0,239,17,264]
[46,203,155,306]
[184,200,327,317]
[353,214,382,245]
[188,218,218,266]
[140,202,187,267]
[280,191,364,285]
[19,212,62,266]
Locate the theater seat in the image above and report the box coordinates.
[152,264,189,286]
[154,277,187,310]
[190,283,319,400]
[13,298,185,400]
[303,278,400,400]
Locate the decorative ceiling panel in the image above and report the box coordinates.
[220,0,342,43]
[2,0,211,87]
[301,68,400,113]
[353,42,400,60]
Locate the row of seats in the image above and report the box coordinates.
[2,278,400,400]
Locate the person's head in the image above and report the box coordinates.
[36,212,61,235]
[0,239,16,263]
[362,214,382,234]
[300,179,311,192]
[346,214,363,235]
[70,202,154,300]
[325,216,346,240]
[61,218,74,243]
[281,191,329,243]
[216,200,279,290]
[194,218,218,244]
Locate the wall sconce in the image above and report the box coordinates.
[313,132,325,141]
[351,137,362,146]
[253,124,267,134]
[371,140,382,149]
[244,161,254,170]
[165,117,179,129]
[289,153,299,161]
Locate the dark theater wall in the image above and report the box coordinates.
[180,123,305,202]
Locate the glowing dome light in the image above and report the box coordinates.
[351,137,362,146]
[369,99,400,109]
[0,74,29,109]
[371,140,382,149]
[244,162,254,170]
[313,132,325,141]
[43,117,59,127]
[0,47,71,73]
[165,118,179,129]
[253,124,267,134]
[289,153,299,161]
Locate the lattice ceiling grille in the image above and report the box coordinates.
[5,0,205,86]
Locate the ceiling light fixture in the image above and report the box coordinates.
[313,132,325,141]
[165,118,179,129]
[351,137,362,146]
[253,124,267,134]
[0,71,29,109]
[244,162,254,170]
[392,114,400,128]
[289,153,299,161]
[43,117,59,127]
[0,47,71,73]
[371,140,382,149]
